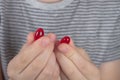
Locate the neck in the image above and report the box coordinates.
[38,0,62,3]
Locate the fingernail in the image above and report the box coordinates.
[60,36,70,44]
[34,28,44,41]
[41,37,50,47]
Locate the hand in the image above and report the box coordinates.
[55,38,101,80]
[7,31,60,80]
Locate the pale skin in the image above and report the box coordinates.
[0,0,120,80]
[7,33,60,80]
[0,32,118,80]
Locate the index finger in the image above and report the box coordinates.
[58,43,100,80]
[8,35,53,74]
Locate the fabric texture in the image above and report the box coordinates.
[0,0,120,79]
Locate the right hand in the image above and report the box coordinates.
[7,32,60,80]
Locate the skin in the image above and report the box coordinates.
[1,32,117,80]
[7,33,60,80]
[0,0,119,79]
[55,38,101,80]
[100,60,120,80]
[57,39,120,80]
[55,38,120,80]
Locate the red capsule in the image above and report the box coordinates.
[34,28,44,41]
[60,36,70,44]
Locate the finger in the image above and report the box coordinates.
[69,37,76,47]
[58,43,100,80]
[55,39,75,80]
[19,40,55,80]
[58,76,61,80]
[76,48,91,61]
[36,53,60,80]
[47,33,56,42]
[56,51,87,80]
[69,38,91,61]
[60,71,69,80]
[8,35,52,74]
[20,32,34,51]
[26,32,35,44]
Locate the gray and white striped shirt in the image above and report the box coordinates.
[0,0,120,79]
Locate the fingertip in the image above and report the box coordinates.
[58,43,76,59]
[47,33,56,42]
[20,32,34,51]
[26,32,34,44]
[69,38,75,48]
[58,37,75,53]
[58,43,69,53]
[41,36,50,47]
[60,36,75,47]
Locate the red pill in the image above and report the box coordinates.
[60,36,70,44]
[34,28,44,41]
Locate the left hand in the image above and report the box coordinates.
[55,38,101,80]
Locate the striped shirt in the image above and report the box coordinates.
[0,0,120,79]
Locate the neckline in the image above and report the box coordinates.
[26,0,74,10]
